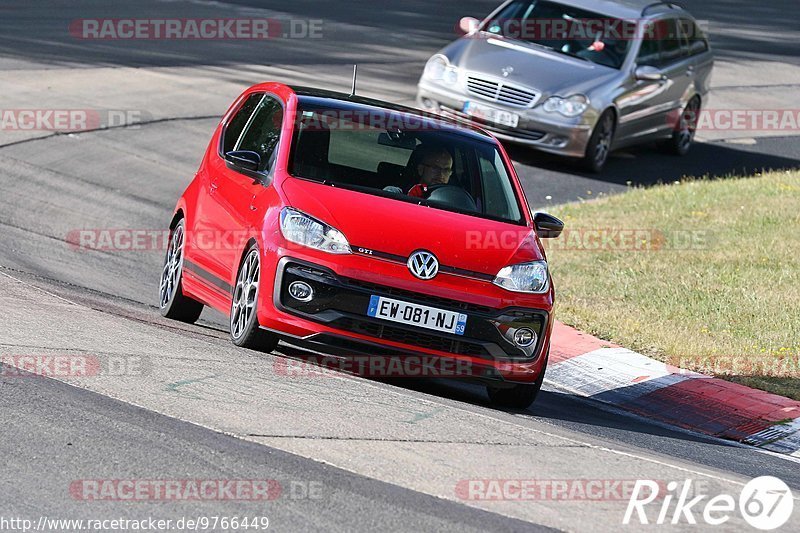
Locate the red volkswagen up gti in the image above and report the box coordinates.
[159,82,564,408]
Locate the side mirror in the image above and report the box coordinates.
[459,16,480,35]
[635,65,666,82]
[225,150,261,172]
[534,212,564,239]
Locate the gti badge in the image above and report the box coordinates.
[407,250,439,280]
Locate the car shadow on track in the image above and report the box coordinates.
[380,376,751,450]
[272,343,737,448]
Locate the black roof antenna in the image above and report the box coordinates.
[350,64,358,97]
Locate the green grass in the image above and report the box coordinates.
[544,170,800,399]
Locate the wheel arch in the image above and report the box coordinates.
[235,237,260,276]
[169,209,185,230]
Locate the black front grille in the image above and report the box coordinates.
[333,317,490,357]
[466,76,539,107]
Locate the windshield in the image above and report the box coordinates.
[483,0,636,69]
[288,102,525,225]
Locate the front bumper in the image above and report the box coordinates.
[262,256,552,384]
[417,81,593,158]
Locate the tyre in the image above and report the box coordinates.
[662,97,700,156]
[486,355,547,409]
[230,244,279,352]
[581,110,616,173]
[159,219,204,323]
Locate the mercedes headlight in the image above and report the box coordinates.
[279,208,351,254]
[423,55,460,85]
[493,261,550,293]
[543,95,590,117]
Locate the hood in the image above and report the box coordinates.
[452,36,620,98]
[282,178,543,277]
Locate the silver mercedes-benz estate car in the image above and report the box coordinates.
[416,0,714,171]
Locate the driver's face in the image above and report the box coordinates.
[417,152,453,186]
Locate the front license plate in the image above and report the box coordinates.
[367,295,467,336]
[463,101,520,128]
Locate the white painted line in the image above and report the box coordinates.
[0,269,78,306]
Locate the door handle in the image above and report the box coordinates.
[210,181,219,191]
[686,66,694,76]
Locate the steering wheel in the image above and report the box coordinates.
[425,184,478,212]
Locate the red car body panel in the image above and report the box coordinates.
[173,82,555,384]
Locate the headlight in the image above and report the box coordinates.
[493,261,549,293]
[423,55,460,85]
[543,95,590,117]
[279,208,351,255]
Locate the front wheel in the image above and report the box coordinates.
[230,245,279,352]
[581,110,616,173]
[486,356,547,410]
[159,219,204,323]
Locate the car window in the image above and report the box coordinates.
[680,18,709,56]
[483,0,635,70]
[637,19,688,67]
[222,93,262,154]
[478,150,518,221]
[237,95,284,172]
[329,128,412,172]
[637,22,662,67]
[660,19,686,65]
[289,102,524,224]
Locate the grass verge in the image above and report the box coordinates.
[544,169,800,399]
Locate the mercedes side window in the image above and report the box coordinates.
[237,95,284,173]
[222,93,262,154]
[636,21,662,67]
[681,18,709,56]
[660,18,686,65]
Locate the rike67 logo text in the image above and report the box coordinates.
[624,476,794,529]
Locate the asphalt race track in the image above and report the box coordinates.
[1,1,799,531]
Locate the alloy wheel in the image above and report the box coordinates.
[594,113,614,168]
[231,249,260,340]
[159,223,184,309]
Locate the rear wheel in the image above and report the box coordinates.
[663,97,700,156]
[230,245,279,352]
[581,110,616,173]
[159,219,204,323]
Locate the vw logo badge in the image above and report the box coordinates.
[407,250,439,280]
